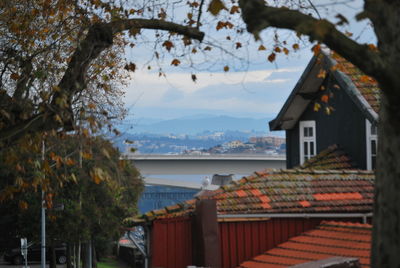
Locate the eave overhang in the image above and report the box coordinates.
[269,51,379,131]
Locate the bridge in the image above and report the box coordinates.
[126,154,286,212]
[125,154,286,176]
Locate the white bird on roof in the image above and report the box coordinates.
[201,176,210,189]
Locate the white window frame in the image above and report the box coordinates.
[366,119,378,170]
[299,120,317,165]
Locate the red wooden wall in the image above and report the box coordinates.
[150,217,363,268]
[151,217,193,268]
[219,218,322,268]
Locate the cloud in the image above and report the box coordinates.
[122,66,304,118]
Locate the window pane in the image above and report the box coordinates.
[310,142,314,155]
[304,127,308,137]
[309,127,313,137]
[371,125,377,135]
[371,140,377,155]
[372,156,376,170]
[304,142,308,155]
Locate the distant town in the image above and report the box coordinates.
[118,131,285,156]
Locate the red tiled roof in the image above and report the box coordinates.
[299,144,356,170]
[332,52,380,113]
[239,221,371,268]
[135,169,374,221]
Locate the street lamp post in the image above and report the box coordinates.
[41,140,46,268]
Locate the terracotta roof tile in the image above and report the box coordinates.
[299,201,311,207]
[236,190,247,197]
[136,169,374,220]
[239,221,371,268]
[332,53,380,113]
[241,261,285,268]
[299,144,356,170]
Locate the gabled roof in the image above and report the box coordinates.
[129,169,374,222]
[299,144,356,170]
[240,221,371,268]
[270,51,379,131]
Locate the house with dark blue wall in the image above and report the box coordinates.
[138,184,198,213]
[269,51,379,170]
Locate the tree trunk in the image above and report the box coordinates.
[67,243,72,268]
[49,242,56,268]
[77,241,81,268]
[372,91,400,267]
[81,243,88,268]
[92,246,97,268]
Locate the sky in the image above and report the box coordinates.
[121,0,375,121]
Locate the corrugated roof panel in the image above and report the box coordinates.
[239,221,371,268]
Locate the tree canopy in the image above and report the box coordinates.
[0,135,143,260]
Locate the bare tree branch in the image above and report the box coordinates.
[110,18,205,40]
[0,18,204,143]
[238,0,387,82]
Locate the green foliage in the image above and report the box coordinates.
[0,135,143,252]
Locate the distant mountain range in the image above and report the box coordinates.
[120,115,279,135]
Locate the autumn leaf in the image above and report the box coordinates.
[88,103,96,109]
[330,64,339,71]
[102,148,111,159]
[65,158,75,166]
[312,44,321,55]
[54,114,62,123]
[258,45,266,51]
[189,1,199,7]
[335,14,349,25]
[274,47,281,53]
[162,40,174,51]
[367,44,378,51]
[90,167,109,184]
[283,47,289,55]
[325,106,332,115]
[128,28,140,37]
[124,62,136,72]
[82,128,89,137]
[70,173,78,183]
[19,201,28,210]
[81,151,92,160]
[236,42,242,49]
[345,31,353,37]
[321,94,329,103]
[158,8,167,20]
[292,43,300,50]
[317,69,327,79]
[171,59,181,66]
[267,53,276,62]
[10,73,20,80]
[223,65,229,72]
[191,74,197,82]
[204,46,212,51]
[208,0,228,16]
[230,5,240,14]
[314,102,321,112]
